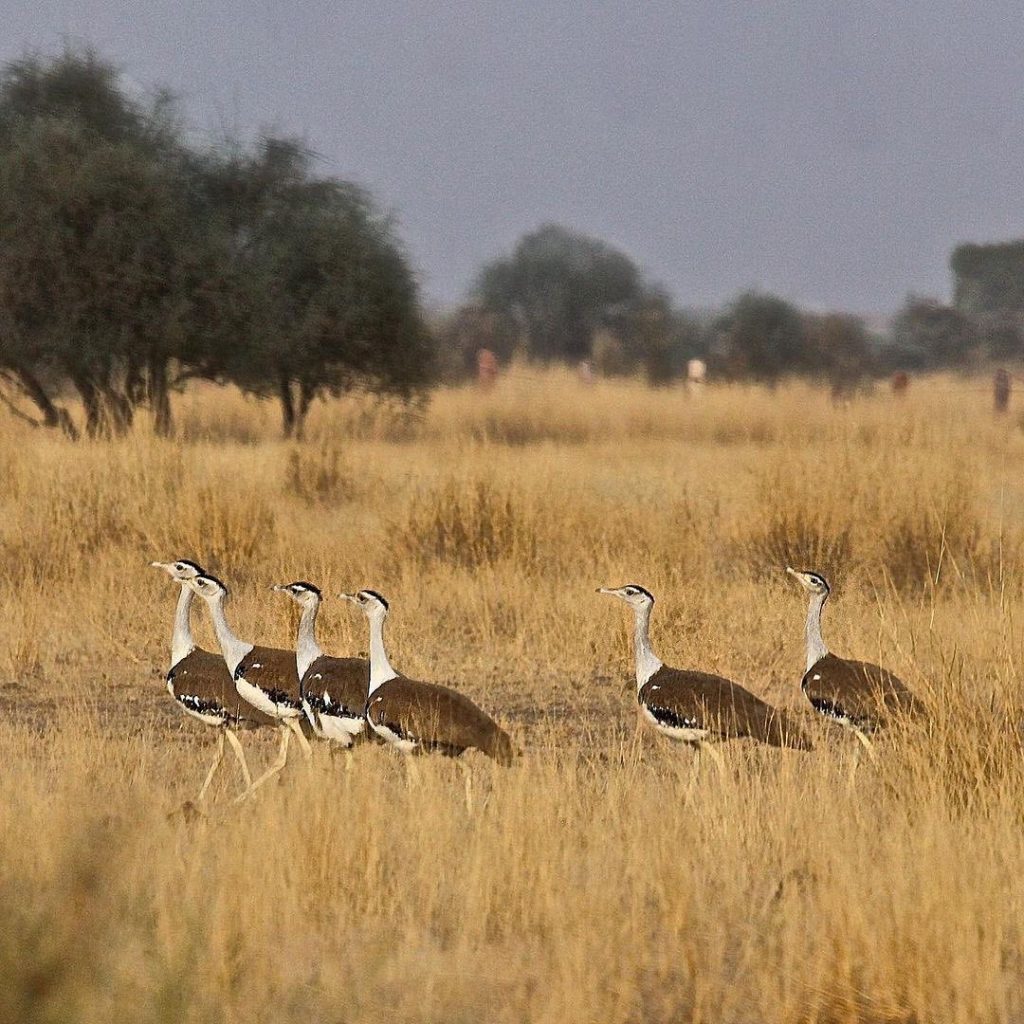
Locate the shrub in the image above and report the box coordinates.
[284,443,354,506]
[393,479,536,569]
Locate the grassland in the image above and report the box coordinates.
[2,371,1024,1023]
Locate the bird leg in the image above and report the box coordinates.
[224,728,253,789]
[286,717,313,761]
[850,726,878,764]
[197,730,226,803]
[235,724,291,803]
[633,707,646,765]
[458,760,474,814]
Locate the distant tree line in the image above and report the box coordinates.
[3,48,1023,439]
[434,227,887,389]
[0,49,432,438]
[437,228,1024,389]
[435,224,701,386]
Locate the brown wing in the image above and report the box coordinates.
[301,655,368,716]
[642,666,812,749]
[803,653,920,727]
[369,676,514,764]
[168,647,276,728]
[235,645,302,707]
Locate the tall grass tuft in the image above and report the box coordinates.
[880,475,984,592]
[283,443,355,506]
[393,478,537,569]
[2,371,1024,1022]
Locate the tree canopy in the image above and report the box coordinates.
[709,292,806,382]
[474,224,647,362]
[952,241,1024,318]
[0,48,432,438]
[468,224,701,381]
[889,297,976,370]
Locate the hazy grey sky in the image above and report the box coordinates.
[4,2,1024,313]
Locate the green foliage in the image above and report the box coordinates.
[471,225,701,381]
[802,312,875,386]
[0,46,175,150]
[192,136,433,438]
[951,241,1024,317]
[973,311,1024,360]
[475,224,646,363]
[0,48,431,439]
[710,291,805,382]
[889,297,976,370]
[0,117,192,435]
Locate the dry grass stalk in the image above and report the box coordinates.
[1,371,1023,1021]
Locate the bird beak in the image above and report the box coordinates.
[270,584,287,592]
[150,561,168,570]
[597,587,618,597]
[785,567,812,590]
[339,592,358,604]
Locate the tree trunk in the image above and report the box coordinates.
[294,382,315,441]
[149,359,174,437]
[96,381,134,435]
[2,365,79,439]
[72,374,107,438]
[125,353,146,407]
[278,373,296,439]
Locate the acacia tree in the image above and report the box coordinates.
[0,49,191,436]
[475,224,646,362]
[194,138,432,439]
[802,313,874,392]
[0,119,192,436]
[0,51,432,439]
[889,297,976,370]
[710,291,806,382]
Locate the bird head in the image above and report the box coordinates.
[340,589,389,618]
[785,567,831,597]
[271,580,322,608]
[597,584,655,610]
[187,573,230,602]
[150,559,205,583]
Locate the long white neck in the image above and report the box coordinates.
[296,600,324,680]
[805,592,829,671]
[170,584,196,668]
[632,602,663,689]
[205,595,254,675]
[366,610,397,695]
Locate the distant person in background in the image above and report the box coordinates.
[476,348,498,389]
[891,371,909,397]
[687,358,707,395]
[994,368,1011,414]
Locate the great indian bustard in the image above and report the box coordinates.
[151,559,276,803]
[187,573,312,797]
[786,568,921,756]
[342,590,514,782]
[272,581,369,755]
[599,584,812,768]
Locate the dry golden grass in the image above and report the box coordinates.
[3,371,1024,1022]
